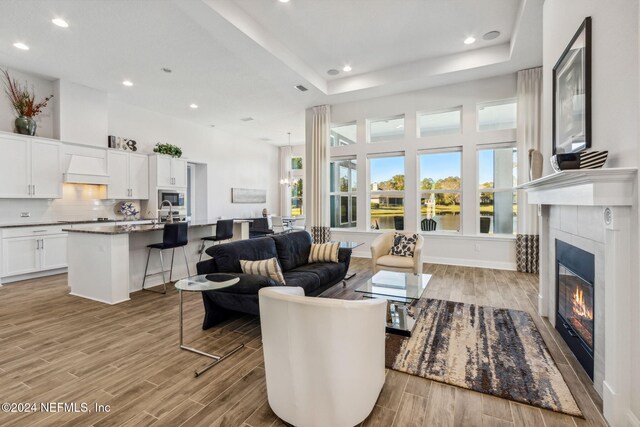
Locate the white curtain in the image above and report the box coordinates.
[516,67,542,273]
[309,105,330,227]
[279,146,289,216]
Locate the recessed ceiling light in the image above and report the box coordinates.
[464,37,476,45]
[294,85,308,92]
[342,65,352,72]
[13,42,29,50]
[483,31,501,40]
[190,104,198,109]
[52,18,69,28]
[210,124,216,127]
[327,69,339,76]
[260,138,272,142]
[279,0,290,3]
[161,67,172,73]
[122,80,133,87]
[240,117,254,122]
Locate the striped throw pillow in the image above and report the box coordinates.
[308,242,340,263]
[239,257,286,285]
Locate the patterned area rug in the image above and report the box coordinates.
[385,298,582,417]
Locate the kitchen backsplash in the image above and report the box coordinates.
[0,184,140,223]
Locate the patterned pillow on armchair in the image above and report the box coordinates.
[389,233,418,257]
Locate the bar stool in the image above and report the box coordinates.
[199,219,234,261]
[142,222,190,294]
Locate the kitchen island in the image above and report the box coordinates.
[64,220,250,304]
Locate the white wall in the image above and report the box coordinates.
[107,97,279,219]
[329,74,519,269]
[543,1,640,424]
[0,66,55,139]
[54,80,108,146]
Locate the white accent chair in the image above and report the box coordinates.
[371,231,424,275]
[271,216,290,234]
[258,287,387,427]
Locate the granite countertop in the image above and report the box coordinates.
[0,219,123,228]
[64,219,252,235]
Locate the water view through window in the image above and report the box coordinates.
[419,151,461,232]
[370,156,404,230]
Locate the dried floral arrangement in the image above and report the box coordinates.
[1,69,53,117]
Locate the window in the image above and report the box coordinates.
[418,107,462,137]
[478,145,517,235]
[369,115,405,143]
[331,122,357,146]
[369,155,404,230]
[291,156,303,170]
[419,150,461,232]
[291,178,303,217]
[289,155,304,217]
[477,99,517,131]
[330,158,357,228]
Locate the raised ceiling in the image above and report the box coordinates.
[0,0,542,145]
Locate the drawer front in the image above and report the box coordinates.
[2,225,66,238]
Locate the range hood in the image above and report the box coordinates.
[63,145,110,185]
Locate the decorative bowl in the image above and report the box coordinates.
[550,151,608,172]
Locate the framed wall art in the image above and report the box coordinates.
[553,17,591,155]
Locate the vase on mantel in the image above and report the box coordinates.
[14,116,36,136]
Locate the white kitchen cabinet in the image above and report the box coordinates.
[31,140,63,198]
[152,155,187,189]
[129,154,149,199]
[1,226,68,279]
[2,236,40,276]
[107,151,149,200]
[171,158,187,188]
[40,234,68,270]
[0,135,61,199]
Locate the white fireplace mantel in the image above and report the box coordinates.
[516,167,637,206]
[520,167,639,426]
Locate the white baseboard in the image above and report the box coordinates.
[424,255,516,271]
[1,268,68,285]
[351,251,516,271]
[68,292,130,305]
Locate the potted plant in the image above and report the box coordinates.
[153,142,182,158]
[1,69,53,136]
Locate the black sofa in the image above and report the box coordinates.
[196,231,351,329]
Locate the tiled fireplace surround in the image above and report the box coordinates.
[521,168,637,426]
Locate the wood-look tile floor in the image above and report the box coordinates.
[0,259,607,427]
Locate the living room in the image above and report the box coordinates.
[0,0,638,426]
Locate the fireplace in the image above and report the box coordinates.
[555,239,595,379]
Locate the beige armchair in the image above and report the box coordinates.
[371,231,424,275]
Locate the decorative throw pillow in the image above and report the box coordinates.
[308,242,340,263]
[239,257,286,285]
[389,233,418,257]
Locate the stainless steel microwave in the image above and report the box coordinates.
[158,190,185,208]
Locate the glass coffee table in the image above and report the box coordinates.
[356,270,432,337]
[175,274,244,377]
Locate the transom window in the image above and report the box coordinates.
[368,115,405,143]
[477,99,517,131]
[418,107,462,137]
[330,122,357,146]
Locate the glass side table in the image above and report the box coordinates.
[332,241,364,280]
[175,274,243,377]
